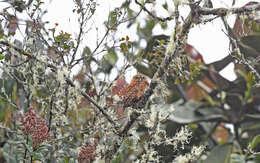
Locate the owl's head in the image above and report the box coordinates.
[132,74,148,82]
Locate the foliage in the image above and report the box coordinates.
[0,0,260,163]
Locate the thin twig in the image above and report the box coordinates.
[135,0,174,22]
[221,18,260,83]
[48,95,54,132]
[65,78,118,128]
[70,1,88,65]
[71,29,110,68]
[23,135,29,163]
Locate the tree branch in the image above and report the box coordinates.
[198,3,260,16]
[109,3,195,161]
[0,40,119,131]
[135,0,174,22]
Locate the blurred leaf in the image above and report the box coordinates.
[204,143,233,163]
[0,101,5,121]
[64,157,69,163]
[187,77,216,101]
[162,3,168,10]
[83,46,91,55]
[100,51,118,73]
[141,19,155,37]
[12,0,26,12]
[112,152,123,163]
[240,122,260,136]
[230,153,246,163]
[245,19,260,33]
[0,55,5,60]
[203,0,213,8]
[146,19,155,31]
[120,43,128,53]
[253,153,260,162]
[109,11,118,26]
[169,100,226,124]
[238,41,260,58]
[8,15,18,36]
[135,62,155,77]
[248,135,260,150]
[159,21,167,29]
[31,151,44,161]
[4,78,15,96]
[104,51,118,65]
[111,76,126,95]
[241,35,260,54]
[4,107,12,126]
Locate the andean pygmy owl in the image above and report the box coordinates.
[118,74,149,107]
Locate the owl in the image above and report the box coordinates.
[118,74,149,107]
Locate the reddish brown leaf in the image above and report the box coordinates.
[8,15,18,36]
[111,76,126,95]
[116,106,124,119]
[185,44,205,63]
[106,97,113,105]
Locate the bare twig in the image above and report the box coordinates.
[65,78,118,128]
[135,0,174,22]
[48,95,54,132]
[71,29,110,68]
[70,0,95,65]
[23,135,29,163]
[221,18,260,83]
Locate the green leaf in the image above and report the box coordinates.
[169,100,225,124]
[31,151,44,161]
[109,11,118,26]
[55,35,61,41]
[162,3,168,10]
[146,19,155,31]
[120,43,127,53]
[245,19,260,33]
[244,89,251,101]
[104,51,118,65]
[204,143,233,163]
[241,35,260,54]
[253,153,260,162]
[112,152,122,163]
[99,51,118,73]
[83,46,91,55]
[0,55,5,60]
[64,157,69,163]
[127,8,133,17]
[248,135,260,150]
[230,153,245,163]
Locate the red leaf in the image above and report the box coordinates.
[8,15,18,36]
[116,106,124,119]
[185,44,204,63]
[111,76,126,95]
[106,97,113,105]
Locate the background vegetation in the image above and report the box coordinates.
[0,0,260,162]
